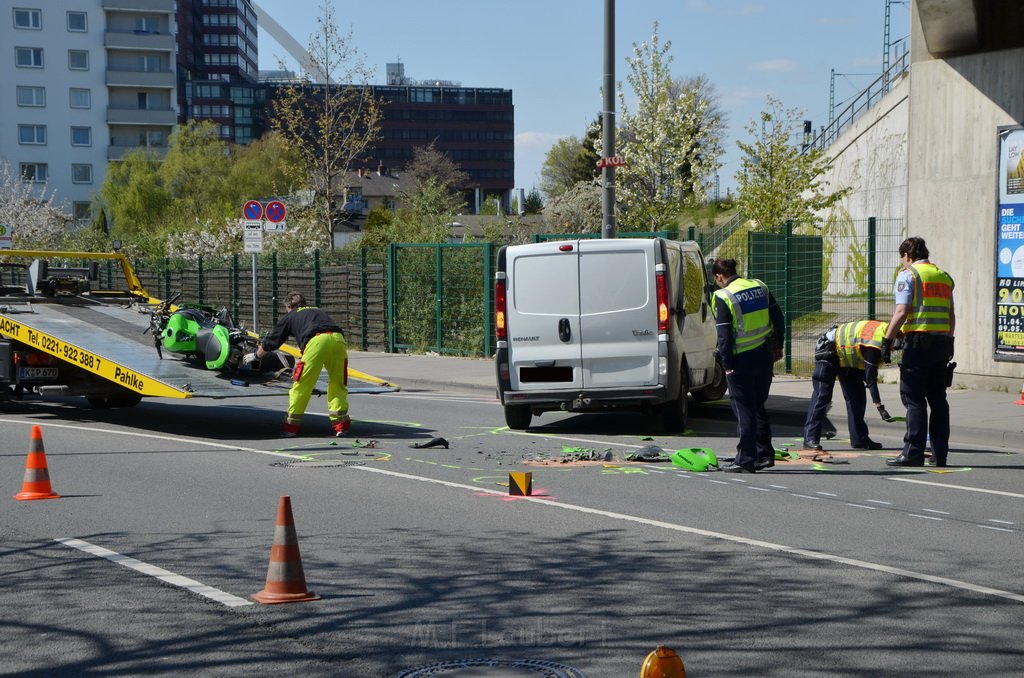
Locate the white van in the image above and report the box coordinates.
[494,237,726,431]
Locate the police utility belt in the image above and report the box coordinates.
[813,330,837,361]
[903,332,949,349]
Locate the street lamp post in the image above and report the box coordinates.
[601,0,616,239]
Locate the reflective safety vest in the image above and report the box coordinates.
[904,262,954,333]
[714,277,772,354]
[835,320,888,369]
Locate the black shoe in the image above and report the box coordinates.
[754,459,775,471]
[803,441,823,451]
[822,429,838,440]
[927,456,948,467]
[852,439,884,450]
[722,462,756,473]
[886,455,924,467]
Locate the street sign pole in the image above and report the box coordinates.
[252,253,259,334]
[602,0,617,239]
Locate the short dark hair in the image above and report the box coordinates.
[899,237,929,261]
[283,291,306,309]
[711,258,738,277]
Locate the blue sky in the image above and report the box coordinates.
[253,0,909,197]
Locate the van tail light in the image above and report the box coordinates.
[656,271,670,332]
[495,279,507,339]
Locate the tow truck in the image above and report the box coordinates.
[0,250,397,407]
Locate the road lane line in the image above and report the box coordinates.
[888,477,1024,498]
[354,466,1024,605]
[977,525,1014,533]
[0,418,295,458]
[54,538,253,607]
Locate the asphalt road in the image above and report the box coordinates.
[1,389,1022,677]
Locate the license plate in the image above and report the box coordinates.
[19,367,58,379]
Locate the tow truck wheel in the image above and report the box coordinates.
[88,394,142,408]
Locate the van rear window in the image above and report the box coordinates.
[512,254,579,315]
[580,250,649,314]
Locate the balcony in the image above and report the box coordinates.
[107,107,178,125]
[107,144,167,161]
[102,0,174,13]
[106,69,175,88]
[105,30,175,51]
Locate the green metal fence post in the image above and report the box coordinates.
[271,251,279,325]
[435,244,444,353]
[483,242,495,357]
[867,217,877,320]
[784,220,793,374]
[197,255,204,304]
[360,247,369,351]
[231,253,239,324]
[687,226,695,241]
[163,257,171,299]
[386,244,397,352]
[313,249,321,307]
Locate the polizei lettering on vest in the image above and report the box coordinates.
[114,367,144,391]
[732,287,766,303]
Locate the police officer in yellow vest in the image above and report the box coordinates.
[803,320,892,455]
[882,237,955,467]
[711,259,786,473]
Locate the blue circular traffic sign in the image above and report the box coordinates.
[243,200,264,220]
[265,200,287,223]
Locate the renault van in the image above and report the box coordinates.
[494,237,726,431]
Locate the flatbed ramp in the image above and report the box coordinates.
[0,298,394,399]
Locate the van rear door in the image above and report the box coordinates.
[505,242,584,391]
[577,239,659,388]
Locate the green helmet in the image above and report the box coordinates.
[669,447,719,472]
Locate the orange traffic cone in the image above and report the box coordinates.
[1014,382,1024,406]
[14,426,60,501]
[251,495,320,604]
[640,645,686,677]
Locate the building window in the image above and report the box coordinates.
[135,17,160,33]
[139,55,162,72]
[15,46,43,67]
[138,131,164,147]
[68,49,88,70]
[71,164,92,184]
[73,202,91,221]
[20,163,47,182]
[14,8,41,29]
[66,11,86,31]
[17,85,45,106]
[71,127,92,146]
[69,88,90,108]
[18,124,46,145]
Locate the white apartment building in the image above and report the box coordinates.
[1,1,177,222]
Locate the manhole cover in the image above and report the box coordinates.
[394,658,586,677]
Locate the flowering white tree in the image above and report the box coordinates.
[0,158,72,248]
[544,179,603,233]
[598,23,726,230]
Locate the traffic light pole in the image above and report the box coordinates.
[601,0,617,239]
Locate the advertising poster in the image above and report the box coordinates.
[996,126,1024,359]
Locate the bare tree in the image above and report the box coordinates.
[270,3,383,249]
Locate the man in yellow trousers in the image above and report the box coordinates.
[255,291,349,438]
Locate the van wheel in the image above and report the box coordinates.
[693,357,728,402]
[504,404,532,430]
[660,369,690,433]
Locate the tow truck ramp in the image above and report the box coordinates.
[0,250,397,404]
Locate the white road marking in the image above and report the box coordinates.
[977,525,1014,533]
[0,418,296,459]
[888,477,1024,499]
[865,499,892,505]
[988,519,1014,525]
[909,514,943,521]
[846,503,879,510]
[354,466,1024,604]
[815,491,838,497]
[922,508,950,515]
[54,538,253,607]
[791,493,822,500]
[768,484,789,490]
